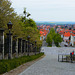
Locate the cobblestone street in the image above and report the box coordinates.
[19,47,75,75]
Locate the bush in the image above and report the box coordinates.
[0,62,10,73]
[0,53,44,74]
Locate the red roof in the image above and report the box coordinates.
[72,30,75,33]
[64,32,70,37]
[65,30,72,32]
[40,31,44,34]
[46,26,50,29]
[43,33,46,36]
[60,30,63,32]
[71,33,75,36]
[58,30,65,35]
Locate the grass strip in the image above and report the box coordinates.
[0,53,44,74]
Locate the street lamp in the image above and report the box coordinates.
[27,36,30,40]
[7,21,13,30]
[35,40,37,55]
[27,35,30,56]
[7,21,13,59]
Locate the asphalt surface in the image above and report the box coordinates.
[19,47,75,75]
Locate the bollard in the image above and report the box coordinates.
[70,52,73,63]
[0,28,4,59]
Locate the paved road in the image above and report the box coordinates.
[19,47,75,75]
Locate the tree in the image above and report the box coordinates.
[0,0,42,47]
[46,34,52,46]
[21,8,31,23]
[54,33,62,47]
[50,28,56,39]
[0,0,25,38]
[20,8,42,46]
[0,0,16,28]
[46,28,62,47]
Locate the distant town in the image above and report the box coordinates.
[36,22,75,47]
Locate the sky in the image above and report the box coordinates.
[10,0,75,22]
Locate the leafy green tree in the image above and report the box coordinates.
[26,19,37,28]
[54,33,62,47]
[0,0,42,47]
[21,8,31,23]
[20,8,42,46]
[0,0,25,38]
[46,34,52,46]
[50,28,55,39]
[46,28,62,47]
[0,0,15,28]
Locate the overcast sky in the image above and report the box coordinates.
[10,0,75,22]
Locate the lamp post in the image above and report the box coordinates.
[7,21,13,59]
[27,36,30,56]
[35,40,37,55]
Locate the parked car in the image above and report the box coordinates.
[64,43,68,47]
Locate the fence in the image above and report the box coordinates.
[0,28,41,59]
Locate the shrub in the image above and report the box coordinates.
[0,53,44,74]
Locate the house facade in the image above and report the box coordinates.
[57,27,75,46]
[70,31,75,46]
[63,32,70,43]
[38,25,50,41]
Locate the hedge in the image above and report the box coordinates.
[0,53,44,74]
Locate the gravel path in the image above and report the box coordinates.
[19,47,75,75]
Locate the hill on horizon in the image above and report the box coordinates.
[36,21,75,25]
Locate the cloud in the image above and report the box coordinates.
[10,0,75,21]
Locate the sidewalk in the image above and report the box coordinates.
[19,47,75,75]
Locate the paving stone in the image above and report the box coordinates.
[19,47,75,75]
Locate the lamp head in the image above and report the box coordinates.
[7,21,13,29]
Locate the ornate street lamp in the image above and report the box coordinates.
[27,36,30,56]
[27,35,30,41]
[7,21,13,30]
[7,21,13,59]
